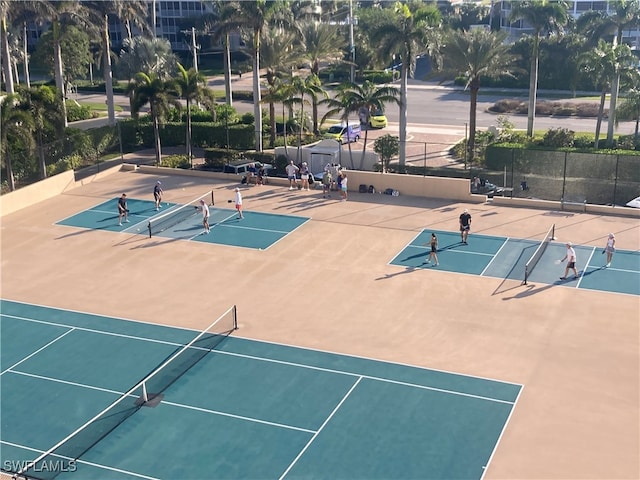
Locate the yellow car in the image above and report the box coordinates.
[368,109,388,128]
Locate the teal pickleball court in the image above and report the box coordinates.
[1,299,521,479]
[391,229,639,296]
[56,193,309,250]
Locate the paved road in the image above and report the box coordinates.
[72,77,637,136]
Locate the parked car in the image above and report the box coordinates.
[223,161,273,176]
[368,109,388,128]
[324,123,361,144]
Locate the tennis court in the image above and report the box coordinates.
[391,228,640,296]
[56,193,309,250]
[1,299,520,480]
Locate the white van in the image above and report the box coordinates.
[324,123,361,144]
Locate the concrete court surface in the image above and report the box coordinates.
[1,168,638,480]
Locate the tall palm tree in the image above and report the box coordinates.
[1,1,14,94]
[260,27,302,147]
[205,0,239,107]
[290,74,326,163]
[175,63,216,165]
[127,72,181,166]
[577,0,640,146]
[1,93,35,190]
[340,81,400,169]
[371,1,441,171]
[299,21,346,133]
[439,29,519,162]
[509,0,569,137]
[226,0,291,152]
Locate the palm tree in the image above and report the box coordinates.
[615,86,640,141]
[119,36,178,81]
[321,83,359,169]
[577,0,640,146]
[175,63,216,165]
[19,85,65,179]
[578,41,615,148]
[260,27,302,147]
[340,81,400,169]
[226,0,291,152]
[1,94,35,190]
[205,1,239,108]
[509,0,569,137]
[290,74,326,163]
[127,72,181,166]
[371,1,441,171]
[299,21,346,133]
[439,29,519,162]
[1,1,14,94]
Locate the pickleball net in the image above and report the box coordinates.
[147,190,214,238]
[11,305,238,480]
[523,224,555,285]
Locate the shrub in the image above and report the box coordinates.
[541,128,575,148]
[203,148,239,168]
[233,90,253,102]
[489,99,526,114]
[240,112,254,125]
[360,70,394,84]
[161,154,191,169]
[47,153,82,176]
[275,154,289,173]
[573,135,593,149]
[243,151,274,164]
[66,103,94,122]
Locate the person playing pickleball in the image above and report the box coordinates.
[459,208,471,244]
[118,193,129,226]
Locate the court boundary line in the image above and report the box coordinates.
[3,310,520,402]
[278,377,363,479]
[480,384,525,480]
[576,247,597,288]
[1,328,75,375]
[480,238,511,276]
[1,299,523,389]
[0,440,159,480]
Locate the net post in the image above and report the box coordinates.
[147,221,152,239]
[550,224,555,241]
[211,190,215,206]
[142,382,148,403]
[232,305,238,330]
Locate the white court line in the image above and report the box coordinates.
[481,238,511,276]
[2,303,521,390]
[188,211,238,240]
[576,247,597,288]
[8,370,127,396]
[278,377,363,480]
[585,265,640,274]
[480,385,525,480]
[0,440,159,480]
[1,328,75,375]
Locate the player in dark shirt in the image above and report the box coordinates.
[459,209,471,244]
[153,181,163,210]
[118,193,129,226]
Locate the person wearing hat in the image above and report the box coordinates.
[603,233,616,267]
[560,242,578,280]
[234,187,244,219]
[153,181,163,211]
[459,208,472,244]
[117,193,129,226]
[300,162,310,191]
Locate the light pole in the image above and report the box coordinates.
[348,0,357,83]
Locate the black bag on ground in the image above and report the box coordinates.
[368,185,375,193]
[359,184,367,193]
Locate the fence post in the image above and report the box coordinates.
[560,151,567,203]
[612,154,620,206]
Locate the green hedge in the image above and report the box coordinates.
[118,120,254,150]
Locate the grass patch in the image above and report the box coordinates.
[78,102,124,112]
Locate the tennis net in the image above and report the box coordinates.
[12,305,237,480]
[147,190,214,238]
[523,224,555,285]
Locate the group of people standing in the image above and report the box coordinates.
[285,161,348,201]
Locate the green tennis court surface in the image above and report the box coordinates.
[392,230,639,296]
[1,300,521,479]
[56,196,309,250]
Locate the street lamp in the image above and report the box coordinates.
[348,0,358,83]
